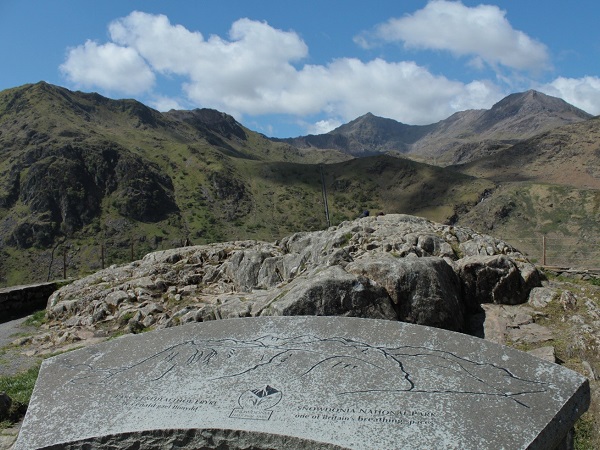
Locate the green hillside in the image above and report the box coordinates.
[457,183,600,267]
[0,83,492,286]
[2,82,598,285]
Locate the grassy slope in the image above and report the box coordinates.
[0,84,494,285]
[450,117,600,269]
[456,117,600,190]
[456,183,600,267]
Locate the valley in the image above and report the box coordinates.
[0,82,598,286]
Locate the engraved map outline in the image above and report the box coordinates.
[61,332,550,408]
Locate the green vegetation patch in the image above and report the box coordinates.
[575,412,595,450]
[23,310,47,328]
[0,364,40,426]
[523,276,600,449]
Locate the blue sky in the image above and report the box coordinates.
[1,1,600,137]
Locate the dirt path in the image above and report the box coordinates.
[0,317,41,378]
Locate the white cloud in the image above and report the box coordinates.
[540,76,600,115]
[60,10,505,132]
[108,11,205,75]
[308,119,342,135]
[360,0,549,72]
[148,95,185,112]
[295,58,503,124]
[450,80,501,111]
[60,40,155,94]
[106,11,308,117]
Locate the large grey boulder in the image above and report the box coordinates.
[457,255,540,311]
[347,254,464,331]
[260,266,397,320]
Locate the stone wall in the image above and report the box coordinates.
[0,282,60,322]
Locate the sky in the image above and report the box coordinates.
[1,1,600,138]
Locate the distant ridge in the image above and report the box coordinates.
[456,115,600,190]
[274,90,592,165]
[275,113,434,156]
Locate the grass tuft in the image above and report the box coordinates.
[0,364,41,426]
[22,310,47,328]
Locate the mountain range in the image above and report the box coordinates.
[277,90,592,165]
[0,82,598,286]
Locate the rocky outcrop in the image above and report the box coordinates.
[165,108,248,142]
[457,254,541,310]
[4,142,178,248]
[346,255,463,330]
[258,266,396,319]
[41,214,541,345]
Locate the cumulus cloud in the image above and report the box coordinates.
[61,10,505,132]
[540,76,600,115]
[60,40,155,94]
[103,12,309,116]
[148,95,186,112]
[307,119,343,135]
[358,0,549,72]
[108,12,206,75]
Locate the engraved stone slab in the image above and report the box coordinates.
[15,317,590,449]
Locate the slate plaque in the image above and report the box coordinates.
[15,317,590,449]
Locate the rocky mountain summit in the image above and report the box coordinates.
[42,214,542,339]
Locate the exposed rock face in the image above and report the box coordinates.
[457,255,541,310]
[165,108,248,141]
[42,214,541,344]
[259,266,396,319]
[4,142,178,248]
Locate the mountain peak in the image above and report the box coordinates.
[489,89,591,117]
[333,112,408,132]
[274,89,592,163]
[467,89,592,138]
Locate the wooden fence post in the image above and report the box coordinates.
[542,235,547,266]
